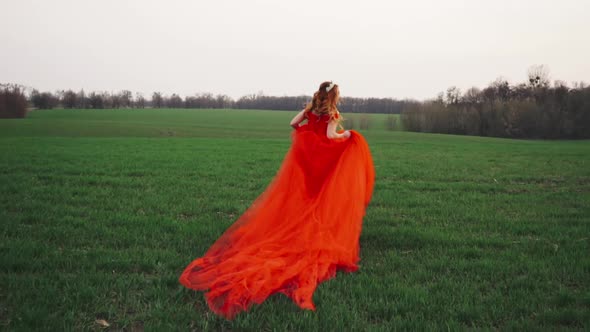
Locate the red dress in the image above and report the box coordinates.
[179,111,375,319]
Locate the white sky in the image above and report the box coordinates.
[1,0,589,100]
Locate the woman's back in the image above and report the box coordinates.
[299,111,339,138]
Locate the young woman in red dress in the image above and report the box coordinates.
[179,81,375,319]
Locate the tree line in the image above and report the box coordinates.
[3,87,411,114]
[1,65,588,138]
[401,66,589,139]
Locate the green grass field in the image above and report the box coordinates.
[1,108,589,331]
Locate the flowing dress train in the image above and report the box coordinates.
[179,112,375,319]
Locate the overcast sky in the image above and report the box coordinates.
[1,0,589,100]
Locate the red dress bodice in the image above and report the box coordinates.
[298,111,340,138]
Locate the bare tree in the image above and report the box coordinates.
[120,90,133,108]
[462,87,482,104]
[166,93,183,108]
[135,92,146,108]
[88,92,104,109]
[445,86,461,105]
[62,90,78,108]
[152,92,163,108]
[0,83,28,118]
[527,64,550,88]
[30,90,57,109]
[491,77,511,101]
[76,90,87,108]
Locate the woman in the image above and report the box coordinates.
[179,81,375,319]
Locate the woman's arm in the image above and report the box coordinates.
[326,120,351,139]
[290,109,307,129]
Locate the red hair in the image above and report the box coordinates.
[304,81,341,123]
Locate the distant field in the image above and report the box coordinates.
[1,109,589,330]
[0,108,401,139]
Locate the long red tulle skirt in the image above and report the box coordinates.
[179,127,375,319]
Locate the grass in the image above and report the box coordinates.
[1,108,589,331]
